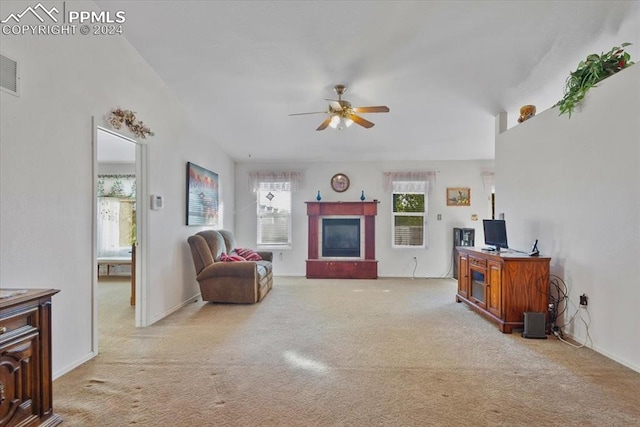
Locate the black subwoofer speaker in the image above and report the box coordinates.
[522,312,547,339]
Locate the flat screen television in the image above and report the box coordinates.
[483,219,508,251]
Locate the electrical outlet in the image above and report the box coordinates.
[579,294,588,307]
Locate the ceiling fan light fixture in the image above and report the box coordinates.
[329,115,352,130]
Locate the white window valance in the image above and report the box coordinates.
[482,171,495,193]
[383,171,436,193]
[248,171,302,192]
[97,174,136,198]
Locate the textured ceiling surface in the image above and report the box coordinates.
[97,128,136,163]
[95,0,639,162]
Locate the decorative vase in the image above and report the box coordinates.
[517,105,536,123]
[360,190,365,201]
[316,191,322,201]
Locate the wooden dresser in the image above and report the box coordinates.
[456,247,550,333]
[0,289,61,427]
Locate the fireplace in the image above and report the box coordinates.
[306,201,378,279]
[321,218,362,258]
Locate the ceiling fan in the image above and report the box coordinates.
[290,85,390,131]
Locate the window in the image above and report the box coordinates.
[97,174,136,256]
[249,171,301,248]
[384,172,433,249]
[257,183,292,247]
[97,197,136,254]
[392,191,427,248]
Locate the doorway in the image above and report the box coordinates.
[93,123,149,354]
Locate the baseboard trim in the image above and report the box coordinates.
[147,293,200,326]
[53,351,97,380]
[575,337,640,374]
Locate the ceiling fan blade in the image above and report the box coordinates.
[289,111,327,116]
[327,100,342,111]
[353,106,390,113]
[316,116,332,131]
[348,114,375,129]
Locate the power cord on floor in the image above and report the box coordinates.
[444,249,454,278]
[546,275,569,335]
[411,257,417,279]
[422,248,456,280]
[412,248,456,280]
[545,274,592,348]
[554,298,592,349]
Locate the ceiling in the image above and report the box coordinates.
[97,128,136,163]
[94,1,639,163]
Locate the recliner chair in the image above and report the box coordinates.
[187,230,273,303]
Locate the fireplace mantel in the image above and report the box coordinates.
[306,201,378,279]
[306,201,378,216]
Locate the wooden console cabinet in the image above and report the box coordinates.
[0,289,61,427]
[456,247,550,333]
[306,201,378,279]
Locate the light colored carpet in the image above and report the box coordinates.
[54,277,640,426]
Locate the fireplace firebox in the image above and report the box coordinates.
[321,218,361,258]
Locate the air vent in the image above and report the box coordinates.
[0,53,19,96]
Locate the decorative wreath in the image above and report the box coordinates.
[107,108,154,139]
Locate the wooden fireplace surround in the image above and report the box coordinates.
[306,201,378,279]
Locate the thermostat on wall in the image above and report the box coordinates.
[150,194,163,210]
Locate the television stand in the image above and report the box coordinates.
[456,247,550,333]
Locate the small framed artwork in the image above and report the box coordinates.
[186,162,219,226]
[447,187,471,206]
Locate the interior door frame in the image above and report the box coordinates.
[91,119,150,354]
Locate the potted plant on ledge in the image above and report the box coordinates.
[556,43,634,117]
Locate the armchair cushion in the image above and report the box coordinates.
[221,253,246,262]
[234,248,262,261]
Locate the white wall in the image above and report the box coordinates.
[234,160,494,278]
[496,65,640,372]
[98,163,135,175]
[0,1,234,377]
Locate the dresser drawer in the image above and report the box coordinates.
[469,256,487,268]
[0,305,39,343]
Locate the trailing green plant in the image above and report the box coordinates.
[556,43,634,117]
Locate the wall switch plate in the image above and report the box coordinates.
[437,214,442,220]
[150,194,163,210]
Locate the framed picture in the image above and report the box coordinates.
[447,187,471,206]
[186,162,219,226]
